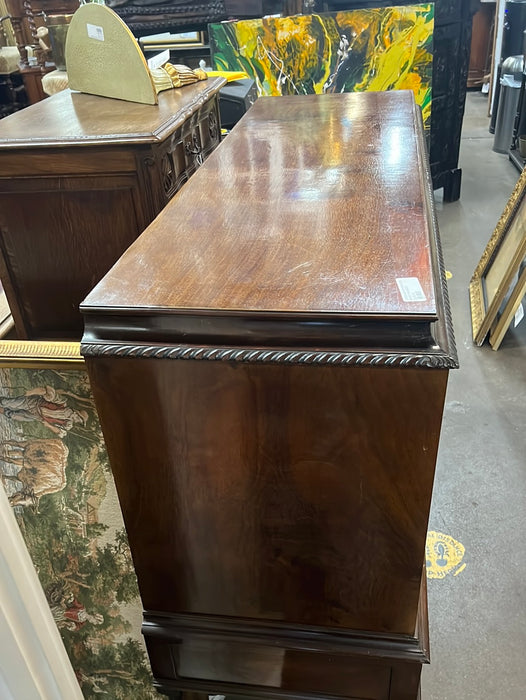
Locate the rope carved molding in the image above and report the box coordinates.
[81,342,459,369]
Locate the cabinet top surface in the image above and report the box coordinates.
[83,90,438,320]
[0,78,225,147]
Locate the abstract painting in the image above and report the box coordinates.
[0,364,156,699]
[210,4,434,128]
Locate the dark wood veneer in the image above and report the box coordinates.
[82,91,456,700]
[83,92,437,318]
[0,78,225,339]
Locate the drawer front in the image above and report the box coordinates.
[151,94,221,207]
[147,635,391,700]
[0,146,137,178]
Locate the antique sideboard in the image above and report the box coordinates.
[81,91,457,699]
[0,77,224,340]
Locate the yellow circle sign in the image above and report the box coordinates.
[426,531,466,579]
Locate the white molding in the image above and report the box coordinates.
[0,483,83,700]
[490,0,506,116]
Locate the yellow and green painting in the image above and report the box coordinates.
[210,4,434,129]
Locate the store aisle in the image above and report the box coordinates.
[422,92,526,699]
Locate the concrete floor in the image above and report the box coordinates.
[422,92,526,699]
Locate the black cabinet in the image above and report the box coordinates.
[0,70,27,118]
[319,0,477,201]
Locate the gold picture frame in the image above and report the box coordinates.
[488,263,526,350]
[139,30,206,51]
[0,291,82,366]
[469,167,526,346]
[0,340,83,367]
[0,292,82,366]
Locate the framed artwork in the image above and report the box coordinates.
[470,167,526,346]
[139,30,206,50]
[209,4,434,129]
[488,262,526,350]
[0,340,157,700]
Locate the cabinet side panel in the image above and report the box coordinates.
[0,183,143,338]
[86,358,448,636]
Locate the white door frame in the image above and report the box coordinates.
[0,483,83,700]
[490,0,506,116]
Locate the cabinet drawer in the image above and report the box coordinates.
[148,636,391,700]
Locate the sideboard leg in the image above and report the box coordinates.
[389,664,422,699]
[443,167,462,202]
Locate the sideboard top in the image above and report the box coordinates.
[84,91,436,316]
[82,91,457,367]
[0,78,225,147]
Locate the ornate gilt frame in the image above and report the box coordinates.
[489,263,526,350]
[0,340,83,367]
[469,167,526,346]
[139,30,206,51]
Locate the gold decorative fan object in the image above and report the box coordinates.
[65,3,157,105]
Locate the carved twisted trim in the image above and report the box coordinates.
[22,0,37,45]
[81,342,458,369]
[414,101,458,369]
[115,1,224,19]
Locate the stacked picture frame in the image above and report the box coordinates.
[470,167,526,350]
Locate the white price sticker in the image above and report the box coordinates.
[396,277,426,303]
[87,23,104,42]
[514,302,524,328]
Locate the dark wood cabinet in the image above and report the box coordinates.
[0,77,224,339]
[467,1,495,89]
[81,91,457,700]
[0,68,27,117]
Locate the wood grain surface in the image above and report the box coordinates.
[87,357,447,636]
[82,91,437,319]
[82,90,452,700]
[0,178,146,337]
[0,78,225,146]
[0,81,224,338]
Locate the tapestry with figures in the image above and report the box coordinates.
[0,365,156,699]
